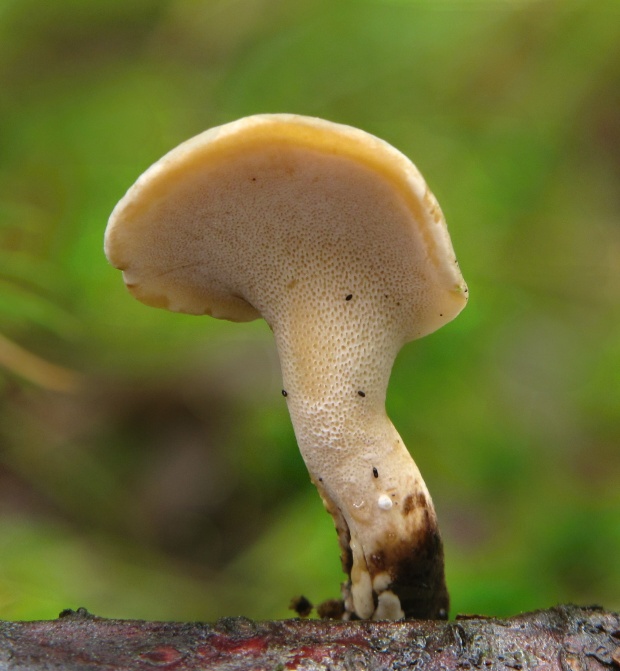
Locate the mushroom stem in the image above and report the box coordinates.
[270,301,449,620]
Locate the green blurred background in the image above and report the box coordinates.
[0,0,618,622]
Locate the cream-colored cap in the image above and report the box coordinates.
[105,114,467,340]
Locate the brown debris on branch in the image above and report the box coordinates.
[0,605,618,670]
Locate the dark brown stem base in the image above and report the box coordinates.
[0,605,618,670]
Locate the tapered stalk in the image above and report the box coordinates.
[270,299,449,620]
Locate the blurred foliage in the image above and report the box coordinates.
[0,0,618,621]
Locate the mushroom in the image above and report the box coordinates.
[104,114,468,620]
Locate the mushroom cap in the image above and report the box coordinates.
[105,113,467,341]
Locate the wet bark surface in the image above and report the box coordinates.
[0,605,618,670]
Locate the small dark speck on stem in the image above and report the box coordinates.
[282,389,288,397]
[358,391,366,397]
[345,294,353,301]
[373,467,379,478]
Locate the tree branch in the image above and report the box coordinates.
[1,605,618,670]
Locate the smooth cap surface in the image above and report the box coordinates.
[104,113,467,340]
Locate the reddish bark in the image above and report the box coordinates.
[0,605,618,670]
